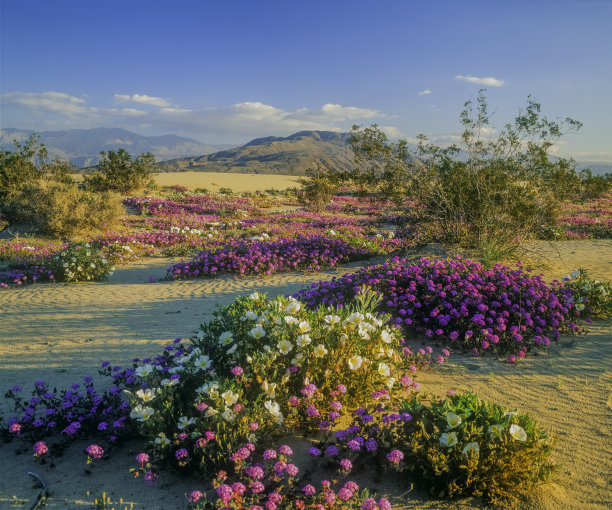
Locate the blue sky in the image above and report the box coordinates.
[1,0,611,160]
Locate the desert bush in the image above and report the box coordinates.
[342,92,583,259]
[12,180,122,237]
[0,134,47,201]
[46,242,114,282]
[298,165,341,212]
[388,392,555,505]
[84,149,157,193]
[561,269,611,318]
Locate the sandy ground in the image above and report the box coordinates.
[0,242,610,509]
[152,171,302,192]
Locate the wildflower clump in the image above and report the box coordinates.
[561,269,611,318]
[47,242,114,282]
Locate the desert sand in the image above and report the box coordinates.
[1,239,610,509]
[152,171,302,192]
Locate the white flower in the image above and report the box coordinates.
[324,314,341,326]
[262,381,277,398]
[222,408,237,422]
[154,434,170,447]
[249,326,266,339]
[205,408,219,418]
[296,334,311,348]
[219,331,234,345]
[264,400,284,422]
[503,411,518,419]
[314,344,328,358]
[284,316,299,326]
[243,311,258,321]
[446,412,462,429]
[571,270,580,279]
[178,416,196,430]
[346,312,365,324]
[462,442,480,456]
[378,362,391,377]
[386,377,396,388]
[249,292,260,300]
[277,339,294,355]
[348,355,363,370]
[381,329,393,344]
[227,343,238,355]
[284,301,301,314]
[136,389,156,402]
[440,432,458,447]
[575,303,585,311]
[372,346,385,359]
[509,424,527,441]
[135,364,154,378]
[194,355,212,371]
[221,390,239,407]
[130,405,154,422]
[161,378,179,387]
[298,321,311,333]
[248,433,257,443]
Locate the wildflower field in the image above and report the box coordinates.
[1,181,611,509]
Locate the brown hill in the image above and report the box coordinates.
[159,130,356,175]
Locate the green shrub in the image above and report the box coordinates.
[12,180,123,237]
[562,269,611,318]
[47,242,114,282]
[126,291,432,473]
[298,165,340,211]
[389,392,555,505]
[83,149,157,193]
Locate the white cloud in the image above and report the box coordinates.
[418,89,432,95]
[455,75,504,87]
[1,91,396,142]
[1,91,98,116]
[114,93,171,107]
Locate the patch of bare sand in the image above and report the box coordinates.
[0,242,610,508]
[152,171,301,192]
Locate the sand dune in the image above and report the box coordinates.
[0,242,610,509]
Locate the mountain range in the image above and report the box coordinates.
[0,127,232,168]
[1,127,610,176]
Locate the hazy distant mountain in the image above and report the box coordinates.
[160,131,356,175]
[0,128,232,168]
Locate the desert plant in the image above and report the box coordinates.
[46,242,114,282]
[12,180,123,237]
[298,165,341,211]
[84,149,157,193]
[562,269,611,318]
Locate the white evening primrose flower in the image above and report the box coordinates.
[372,346,385,359]
[298,321,311,333]
[378,362,391,377]
[284,316,299,326]
[503,411,518,419]
[462,442,480,456]
[358,325,371,340]
[222,408,237,422]
[249,292,260,300]
[346,312,365,324]
[446,412,462,429]
[130,405,155,422]
[571,270,580,279]
[194,355,212,371]
[291,353,305,365]
[296,334,311,348]
[219,331,234,345]
[264,400,284,423]
[509,424,527,441]
[324,314,341,326]
[248,433,257,443]
[161,378,179,387]
[284,301,301,315]
[227,343,238,355]
[262,380,277,398]
[381,329,393,344]
[154,433,170,447]
[314,344,328,358]
[136,389,156,402]
[178,416,196,430]
[277,339,294,355]
[205,408,218,418]
[135,364,154,378]
[575,303,585,311]
[221,390,239,407]
[243,311,258,321]
[440,432,458,447]
[386,377,396,388]
[249,326,266,339]
[348,355,363,370]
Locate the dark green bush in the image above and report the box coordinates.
[83,149,157,194]
[298,165,340,211]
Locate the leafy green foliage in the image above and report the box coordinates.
[562,269,612,318]
[47,242,114,282]
[298,165,340,211]
[389,392,555,505]
[84,149,157,193]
